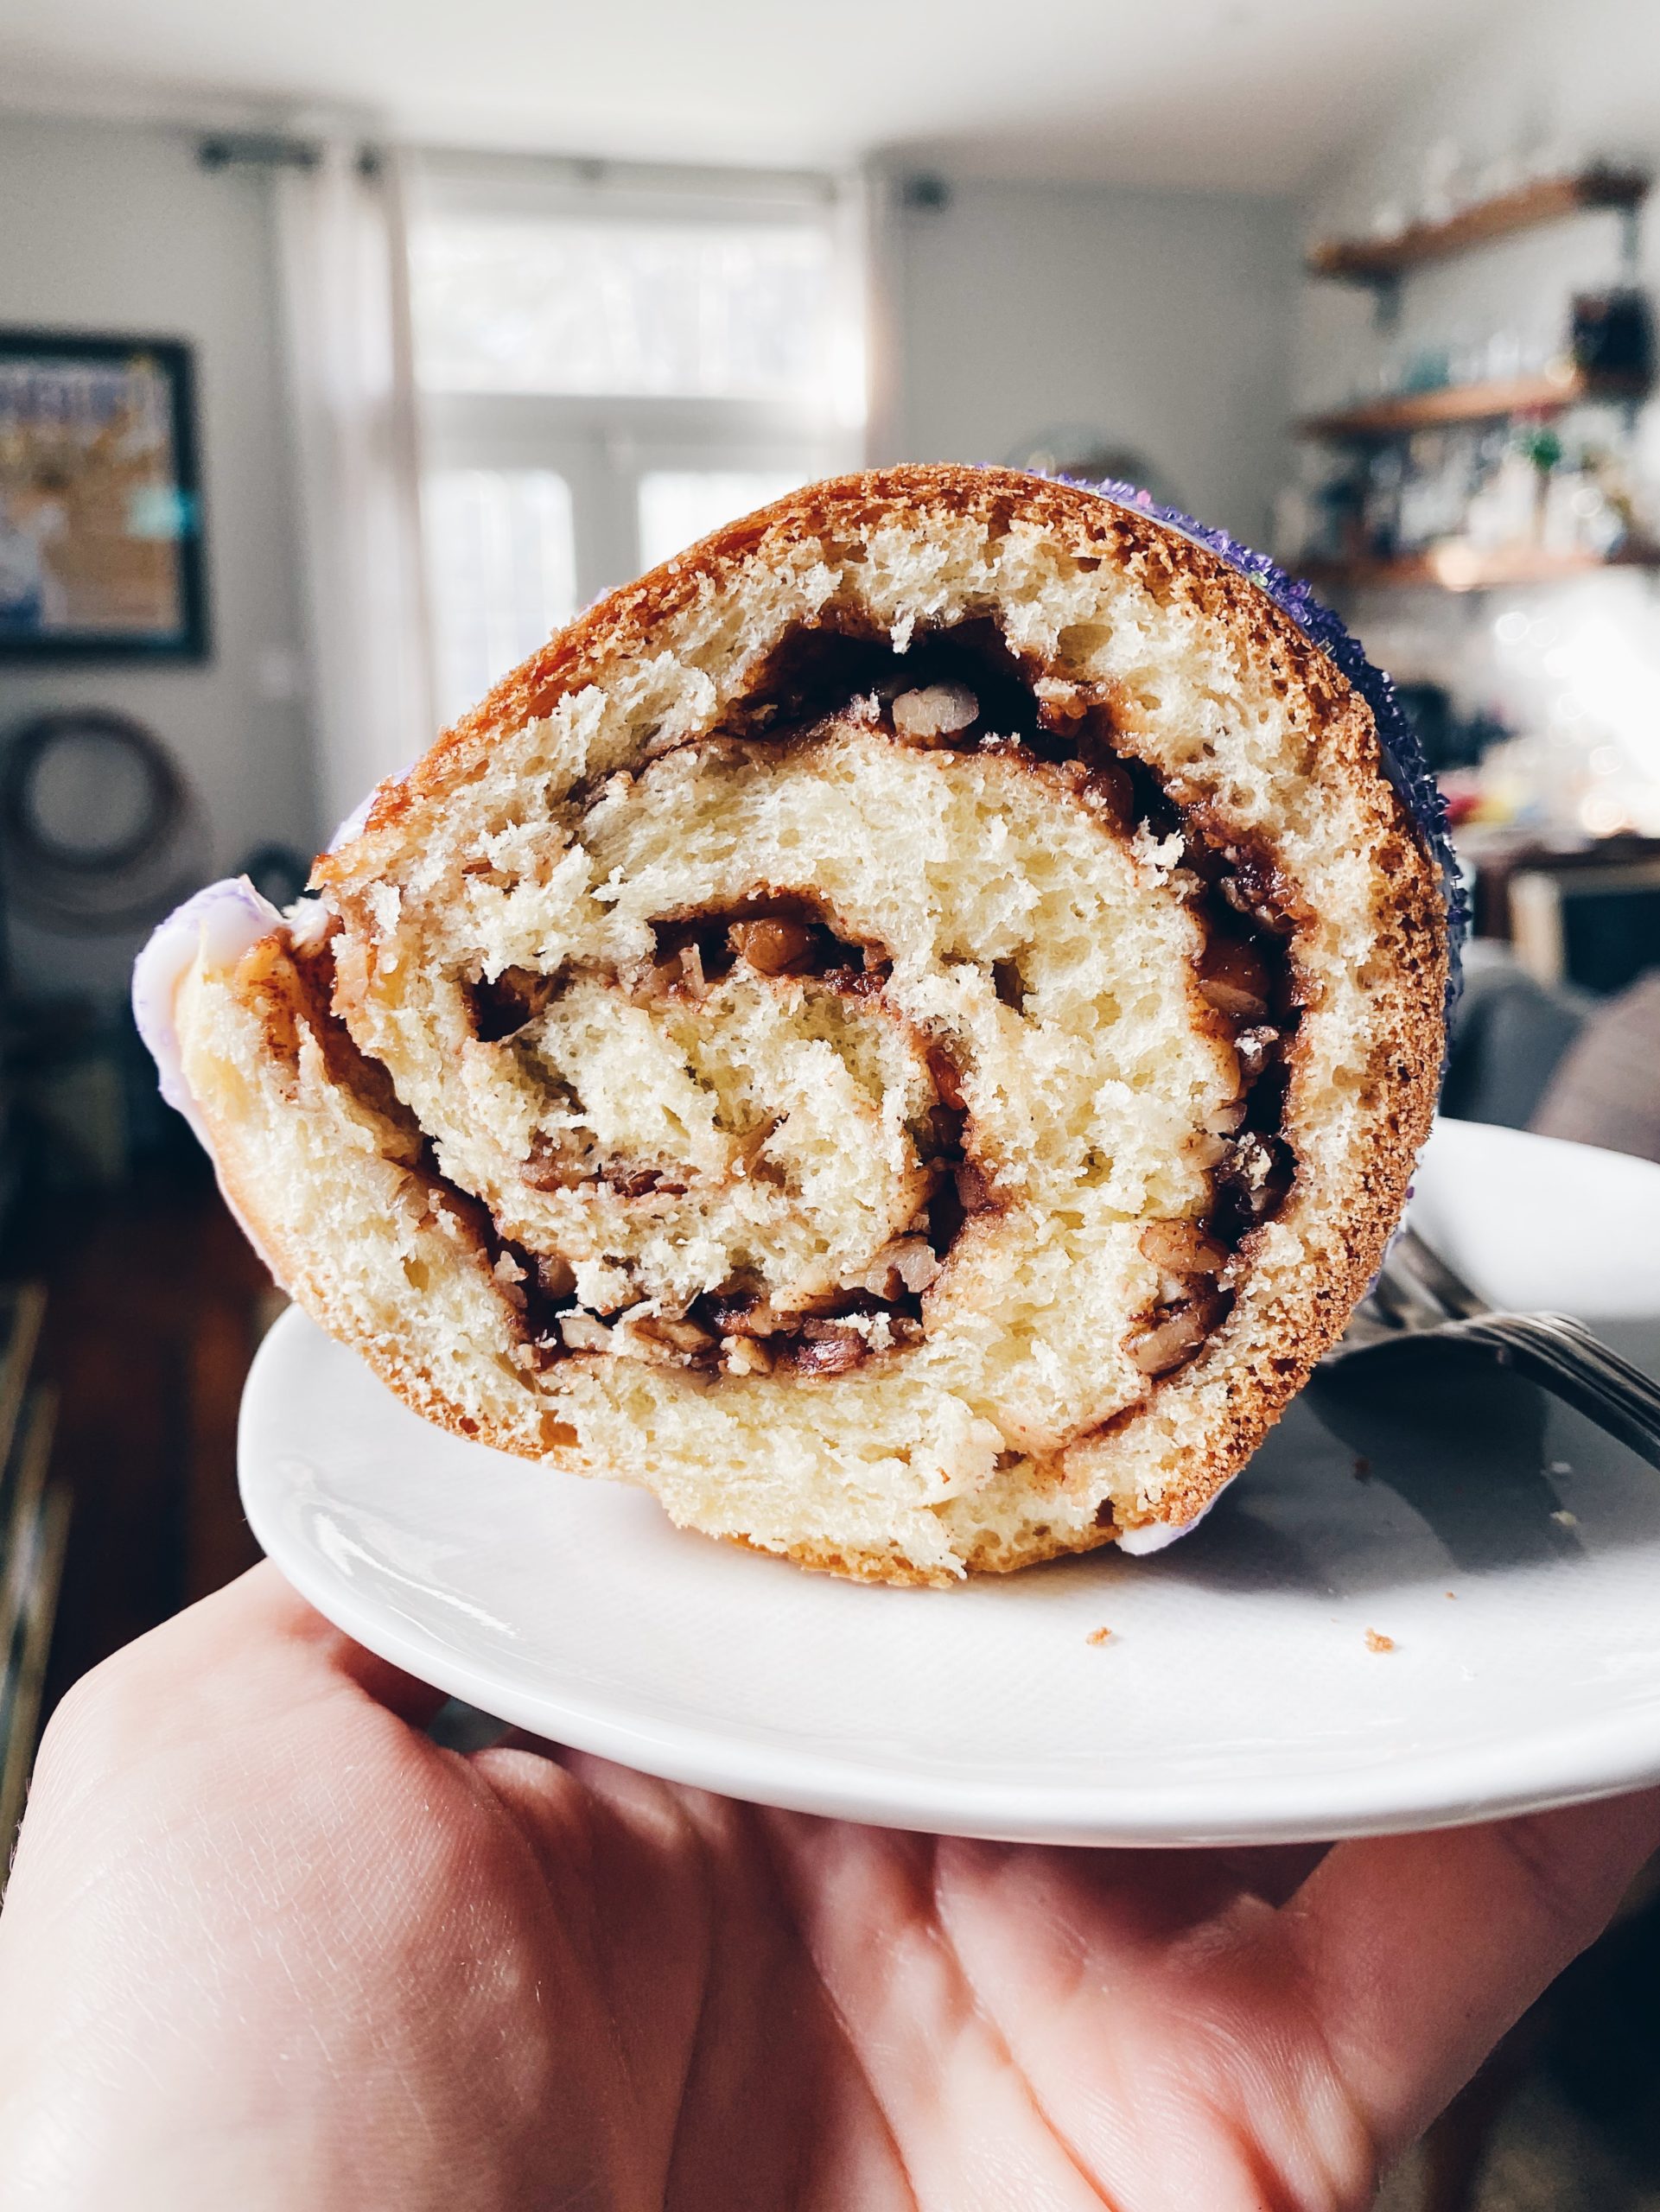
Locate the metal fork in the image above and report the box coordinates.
[1324,1224,1660,1473]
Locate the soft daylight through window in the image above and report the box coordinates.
[410,181,862,714]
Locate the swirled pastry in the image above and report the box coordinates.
[137,467,1453,1583]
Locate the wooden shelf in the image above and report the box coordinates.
[1298,368,1651,441]
[1299,540,1660,593]
[1307,167,1649,284]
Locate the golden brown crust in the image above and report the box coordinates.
[256,465,1447,1573]
[316,465,1398,880]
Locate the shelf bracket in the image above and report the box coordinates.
[1619,200,1644,280]
[1368,273,1403,335]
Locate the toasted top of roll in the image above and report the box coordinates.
[145,466,1451,1583]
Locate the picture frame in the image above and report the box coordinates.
[0,330,208,661]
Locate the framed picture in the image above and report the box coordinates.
[0,331,208,661]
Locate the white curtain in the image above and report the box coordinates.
[275,144,436,842]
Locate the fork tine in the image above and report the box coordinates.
[1394,1225,1487,1319]
[1364,1270,1415,1332]
[1449,1312,1660,1473]
[1332,1230,1660,1472]
[1373,1236,1451,1331]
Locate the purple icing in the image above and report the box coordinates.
[1060,474,1469,1008]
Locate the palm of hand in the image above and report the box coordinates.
[1,1569,1654,2212]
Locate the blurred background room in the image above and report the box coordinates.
[3,2,1660,2202]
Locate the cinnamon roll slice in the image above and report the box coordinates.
[137,467,1453,1583]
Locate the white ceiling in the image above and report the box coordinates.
[0,0,1511,194]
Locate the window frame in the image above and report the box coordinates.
[407,155,869,613]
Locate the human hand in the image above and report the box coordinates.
[1,1564,1654,2212]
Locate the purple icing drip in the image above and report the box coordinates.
[1057,474,1469,1010]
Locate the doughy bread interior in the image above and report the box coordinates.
[174,469,1446,1583]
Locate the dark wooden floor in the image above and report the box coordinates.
[8,1161,270,1721]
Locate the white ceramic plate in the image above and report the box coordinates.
[240,1119,1660,1846]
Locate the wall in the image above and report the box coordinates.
[874,172,1301,551]
[1294,0,1660,423]
[1287,0,1660,837]
[0,131,1303,1003]
[0,111,320,999]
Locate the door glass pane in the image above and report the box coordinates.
[637,469,809,570]
[425,468,576,723]
[410,219,836,403]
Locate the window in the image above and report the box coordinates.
[410,219,839,404]
[635,469,805,572]
[408,162,866,717]
[424,469,576,725]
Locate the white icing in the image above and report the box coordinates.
[131,876,289,1285]
[328,760,415,855]
[132,878,282,1131]
[133,747,413,1274]
[1116,1518,1190,1554]
[1116,1485,1224,1554]
[328,791,377,853]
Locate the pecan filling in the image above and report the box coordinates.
[492,1006,979,1382]
[708,618,1305,1379]
[322,616,1304,1393]
[641,897,891,1001]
